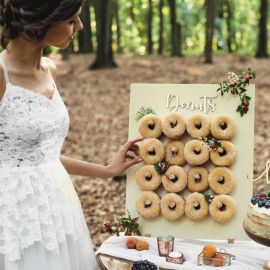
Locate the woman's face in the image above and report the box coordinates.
[42,6,83,48]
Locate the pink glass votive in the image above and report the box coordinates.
[157,236,174,257]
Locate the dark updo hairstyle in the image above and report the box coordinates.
[0,0,83,48]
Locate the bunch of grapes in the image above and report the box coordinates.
[132,260,158,270]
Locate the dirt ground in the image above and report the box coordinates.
[52,53,270,249]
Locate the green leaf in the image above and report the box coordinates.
[135,106,156,121]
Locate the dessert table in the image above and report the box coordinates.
[96,236,269,270]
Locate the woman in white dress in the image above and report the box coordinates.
[0,1,143,269]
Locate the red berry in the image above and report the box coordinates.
[259,192,266,198]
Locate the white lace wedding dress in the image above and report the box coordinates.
[0,58,99,270]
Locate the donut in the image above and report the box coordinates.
[165,141,185,166]
[211,114,236,140]
[160,193,185,221]
[184,140,209,165]
[210,140,236,166]
[162,166,187,192]
[209,194,235,222]
[185,192,209,221]
[138,114,162,138]
[161,112,186,139]
[187,114,211,138]
[135,191,160,219]
[187,167,209,192]
[135,165,162,191]
[208,167,235,195]
[139,138,165,164]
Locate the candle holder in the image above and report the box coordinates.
[157,236,174,257]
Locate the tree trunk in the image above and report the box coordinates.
[78,0,93,53]
[256,0,268,57]
[147,0,153,54]
[113,0,122,53]
[176,22,182,56]
[225,0,233,52]
[90,0,116,69]
[158,0,164,55]
[168,0,181,56]
[130,0,135,21]
[204,0,216,63]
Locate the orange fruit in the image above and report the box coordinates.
[125,237,138,249]
[202,244,217,258]
[213,254,225,267]
[136,240,149,251]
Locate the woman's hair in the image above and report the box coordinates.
[0,0,83,48]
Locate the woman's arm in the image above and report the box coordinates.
[60,138,143,178]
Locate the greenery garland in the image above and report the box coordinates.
[217,67,256,116]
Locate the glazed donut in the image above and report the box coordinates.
[165,141,185,166]
[161,193,185,221]
[187,167,209,192]
[139,138,165,164]
[185,192,209,221]
[187,114,211,138]
[211,114,236,140]
[135,191,160,218]
[184,140,209,165]
[135,165,162,191]
[138,114,162,138]
[208,167,235,195]
[210,140,236,166]
[161,112,186,139]
[162,166,187,192]
[209,194,235,222]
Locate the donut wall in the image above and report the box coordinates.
[126,84,255,240]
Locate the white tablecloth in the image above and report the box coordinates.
[96,236,270,269]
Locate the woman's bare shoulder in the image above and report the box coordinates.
[42,56,57,81]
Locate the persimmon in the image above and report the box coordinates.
[136,240,149,251]
[125,237,138,249]
[202,244,217,258]
[213,254,225,267]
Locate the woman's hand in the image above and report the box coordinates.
[106,137,144,177]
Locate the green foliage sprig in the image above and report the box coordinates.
[154,161,170,175]
[217,67,256,116]
[104,210,141,236]
[204,194,215,204]
[135,106,156,121]
[200,136,221,152]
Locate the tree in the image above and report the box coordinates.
[112,0,122,53]
[205,0,216,63]
[158,0,164,55]
[225,0,233,53]
[78,0,93,53]
[256,0,268,57]
[168,0,181,56]
[90,0,116,69]
[147,0,153,54]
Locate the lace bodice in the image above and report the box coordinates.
[0,58,69,167]
[0,58,88,263]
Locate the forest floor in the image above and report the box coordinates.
[52,53,270,249]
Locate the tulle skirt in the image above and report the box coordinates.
[0,159,99,270]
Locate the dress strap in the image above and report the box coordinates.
[0,57,10,84]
